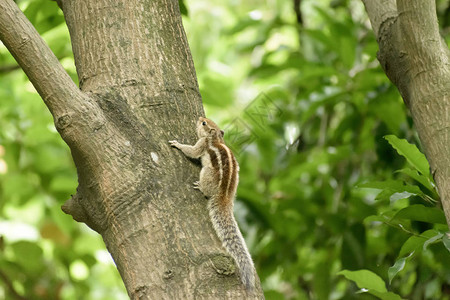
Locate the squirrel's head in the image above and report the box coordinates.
[197,117,224,141]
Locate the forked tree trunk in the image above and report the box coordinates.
[0,0,264,298]
[363,0,450,228]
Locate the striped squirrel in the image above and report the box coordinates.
[169,117,256,289]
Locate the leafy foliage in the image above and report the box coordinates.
[0,0,449,299]
[183,0,450,299]
[338,269,402,300]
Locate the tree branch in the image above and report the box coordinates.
[0,0,84,117]
[397,0,449,69]
[0,0,111,227]
[362,0,397,38]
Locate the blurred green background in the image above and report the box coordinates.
[1,0,450,299]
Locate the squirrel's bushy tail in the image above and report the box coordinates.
[208,199,255,289]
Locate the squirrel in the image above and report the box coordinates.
[169,117,256,289]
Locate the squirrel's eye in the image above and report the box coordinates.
[202,121,206,126]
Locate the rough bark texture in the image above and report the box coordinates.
[0,0,264,298]
[362,0,450,227]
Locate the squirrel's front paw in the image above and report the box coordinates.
[193,181,200,190]
[169,140,180,148]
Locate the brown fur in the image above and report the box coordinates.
[169,117,256,289]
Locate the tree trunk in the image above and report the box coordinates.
[362,0,450,228]
[0,0,264,298]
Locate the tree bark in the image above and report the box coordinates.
[0,0,264,298]
[362,0,450,228]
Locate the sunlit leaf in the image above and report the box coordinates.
[339,269,403,300]
[423,232,444,251]
[384,135,430,177]
[338,269,387,292]
[388,252,414,284]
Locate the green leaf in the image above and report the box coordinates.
[2,172,36,204]
[338,269,387,292]
[178,0,188,16]
[264,290,287,300]
[388,252,414,284]
[49,174,77,193]
[443,233,450,253]
[338,36,356,68]
[388,258,405,284]
[199,73,234,108]
[384,135,430,177]
[23,0,65,34]
[369,90,405,134]
[397,168,435,195]
[358,180,401,190]
[365,214,390,223]
[398,230,437,257]
[390,192,415,202]
[358,180,424,202]
[423,232,444,250]
[339,270,404,300]
[394,204,447,224]
[11,241,44,274]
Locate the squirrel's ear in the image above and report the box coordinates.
[220,130,224,137]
